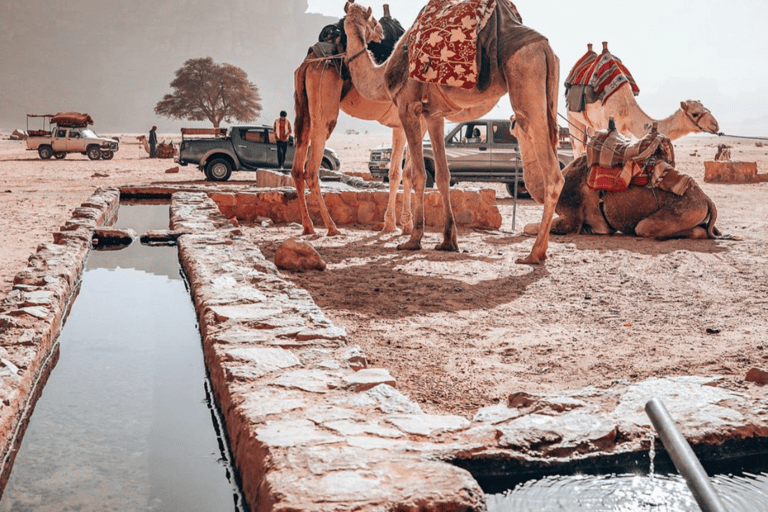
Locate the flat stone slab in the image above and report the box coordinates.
[704,160,768,183]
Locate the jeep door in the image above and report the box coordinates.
[236,128,273,168]
[490,120,521,178]
[66,129,83,152]
[51,128,68,152]
[443,122,491,178]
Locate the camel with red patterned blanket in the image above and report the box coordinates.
[344,0,562,264]
[566,43,720,156]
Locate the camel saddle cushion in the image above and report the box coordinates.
[586,128,691,194]
[407,0,496,90]
[50,112,93,128]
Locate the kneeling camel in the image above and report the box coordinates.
[525,155,720,239]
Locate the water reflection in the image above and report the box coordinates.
[0,205,243,511]
[487,471,768,512]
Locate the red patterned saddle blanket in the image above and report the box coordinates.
[565,46,639,104]
[407,0,496,90]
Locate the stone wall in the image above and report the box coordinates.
[0,187,120,494]
[210,187,502,229]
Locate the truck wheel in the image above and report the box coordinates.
[320,159,332,170]
[100,150,114,160]
[38,146,53,159]
[54,152,67,159]
[87,146,101,160]
[206,158,232,182]
[506,181,531,199]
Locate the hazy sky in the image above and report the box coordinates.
[309,0,768,136]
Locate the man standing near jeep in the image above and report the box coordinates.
[273,111,292,169]
[149,126,157,158]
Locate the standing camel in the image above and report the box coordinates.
[291,9,414,236]
[566,43,720,156]
[343,0,562,264]
[292,7,494,237]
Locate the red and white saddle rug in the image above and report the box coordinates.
[407,0,496,90]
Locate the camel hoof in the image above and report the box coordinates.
[379,222,397,234]
[302,227,316,236]
[327,228,343,237]
[515,253,546,265]
[434,241,459,252]
[397,241,422,251]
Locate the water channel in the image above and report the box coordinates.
[0,204,245,511]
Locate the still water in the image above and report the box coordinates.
[0,205,244,511]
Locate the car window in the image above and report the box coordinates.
[492,121,517,144]
[57,129,67,138]
[243,129,265,143]
[463,124,487,143]
[70,131,80,139]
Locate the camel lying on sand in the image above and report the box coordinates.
[524,155,720,239]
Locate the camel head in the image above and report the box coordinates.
[344,1,383,45]
[680,100,720,135]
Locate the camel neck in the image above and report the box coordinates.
[344,24,390,102]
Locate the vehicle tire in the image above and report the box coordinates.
[87,146,101,160]
[320,159,332,170]
[506,181,531,199]
[38,146,53,160]
[206,158,232,182]
[424,159,435,188]
[54,151,67,159]
[100,150,114,160]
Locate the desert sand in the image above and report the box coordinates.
[1,130,767,418]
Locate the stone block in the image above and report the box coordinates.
[704,161,766,183]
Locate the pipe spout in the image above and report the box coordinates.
[645,398,728,512]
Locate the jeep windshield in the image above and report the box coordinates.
[81,129,99,138]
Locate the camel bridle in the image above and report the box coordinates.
[686,107,713,132]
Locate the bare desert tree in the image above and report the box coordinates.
[154,57,262,127]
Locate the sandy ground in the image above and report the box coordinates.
[2,130,767,419]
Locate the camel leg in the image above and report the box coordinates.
[305,131,341,236]
[380,126,407,233]
[298,65,343,237]
[634,208,710,239]
[567,112,588,157]
[396,101,428,251]
[506,44,563,264]
[426,116,458,251]
[290,132,315,235]
[399,154,414,235]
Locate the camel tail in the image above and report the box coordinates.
[293,61,310,147]
[705,194,720,238]
[546,46,560,151]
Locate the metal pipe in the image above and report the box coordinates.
[645,398,728,512]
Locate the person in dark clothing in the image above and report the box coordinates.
[273,111,292,169]
[149,126,157,158]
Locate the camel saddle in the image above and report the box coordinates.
[406,0,544,92]
[309,16,405,80]
[586,126,692,195]
[565,47,639,112]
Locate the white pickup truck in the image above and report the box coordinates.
[25,113,119,160]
